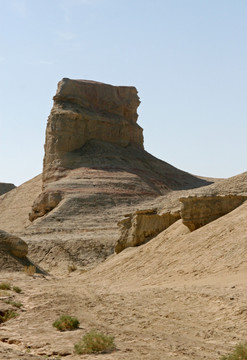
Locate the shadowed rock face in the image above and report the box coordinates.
[180,195,247,231]
[43,78,143,185]
[0,229,28,258]
[0,183,16,196]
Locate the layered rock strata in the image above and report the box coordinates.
[43,78,143,185]
[30,78,210,224]
[180,195,247,231]
[23,78,212,269]
[115,209,180,253]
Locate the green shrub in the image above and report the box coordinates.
[220,342,247,360]
[4,300,23,308]
[74,330,116,354]
[13,286,22,293]
[0,310,18,323]
[0,282,11,290]
[52,315,79,331]
[68,264,77,273]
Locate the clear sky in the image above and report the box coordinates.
[0,0,246,186]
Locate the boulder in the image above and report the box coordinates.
[0,230,28,258]
[29,190,63,221]
[115,209,180,253]
[180,195,247,231]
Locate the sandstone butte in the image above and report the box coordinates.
[0,79,247,360]
[0,78,214,271]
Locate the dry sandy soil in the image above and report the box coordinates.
[1,200,247,360]
[2,80,246,359]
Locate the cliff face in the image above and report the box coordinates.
[180,195,247,231]
[115,209,180,253]
[30,78,209,225]
[43,78,143,184]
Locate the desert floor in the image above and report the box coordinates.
[1,219,247,360]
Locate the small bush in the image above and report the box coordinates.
[0,282,11,290]
[68,264,77,273]
[13,286,22,293]
[4,300,23,308]
[24,265,36,276]
[0,310,18,323]
[74,330,116,354]
[220,342,247,360]
[52,315,80,331]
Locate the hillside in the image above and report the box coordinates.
[0,200,246,359]
[0,79,246,360]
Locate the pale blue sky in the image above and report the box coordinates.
[0,0,246,186]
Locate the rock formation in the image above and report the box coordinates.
[0,182,15,196]
[180,195,247,231]
[0,229,28,258]
[30,78,210,224]
[43,78,143,185]
[115,209,180,253]
[1,78,212,270]
[29,190,63,222]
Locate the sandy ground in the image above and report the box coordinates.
[0,270,246,360]
[1,202,247,359]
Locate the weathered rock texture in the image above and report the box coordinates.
[180,195,247,231]
[115,209,180,253]
[1,79,212,270]
[30,78,210,225]
[0,229,28,258]
[0,182,15,196]
[29,190,63,221]
[43,78,143,184]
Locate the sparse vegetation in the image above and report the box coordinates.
[0,282,11,290]
[24,265,36,276]
[74,330,116,354]
[4,299,23,308]
[220,342,247,360]
[0,310,18,323]
[52,315,80,331]
[68,264,77,273]
[12,286,22,293]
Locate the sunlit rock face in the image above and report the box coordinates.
[115,209,181,253]
[180,195,247,231]
[43,78,143,185]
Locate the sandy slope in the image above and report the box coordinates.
[0,175,42,234]
[0,200,246,359]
